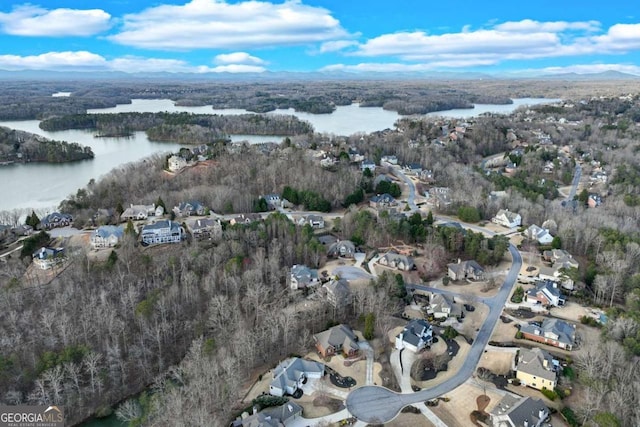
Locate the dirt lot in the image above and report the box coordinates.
[477,350,515,375]
[387,412,435,427]
[430,380,505,427]
[456,301,489,338]
[549,301,592,322]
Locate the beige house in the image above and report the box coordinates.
[516,348,557,391]
[167,155,187,172]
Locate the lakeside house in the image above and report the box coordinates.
[167,155,187,172]
[121,204,156,222]
[32,247,65,270]
[40,212,72,230]
[90,225,124,249]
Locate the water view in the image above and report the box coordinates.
[0,97,557,212]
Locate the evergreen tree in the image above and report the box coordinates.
[25,210,40,228]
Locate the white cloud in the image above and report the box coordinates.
[494,19,600,33]
[214,52,265,65]
[0,5,111,37]
[322,60,496,73]
[319,40,358,53]
[591,23,640,52]
[109,0,349,50]
[537,63,640,75]
[0,51,107,70]
[0,51,265,73]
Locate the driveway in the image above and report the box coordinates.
[389,167,418,212]
[332,266,372,280]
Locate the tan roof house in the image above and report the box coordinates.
[516,348,557,391]
[313,324,360,358]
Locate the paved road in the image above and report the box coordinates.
[566,164,582,202]
[388,167,418,212]
[345,244,522,423]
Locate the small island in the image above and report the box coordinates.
[0,126,94,164]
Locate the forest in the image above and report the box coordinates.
[39,112,314,142]
[0,126,94,163]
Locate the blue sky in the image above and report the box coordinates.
[0,0,639,75]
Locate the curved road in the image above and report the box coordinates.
[345,245,522,423]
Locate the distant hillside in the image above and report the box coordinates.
[538,70,640,80]
[0,126,94,163]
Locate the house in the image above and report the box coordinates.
[519,318,576,350]
[404,163,423,175]
[504,163,518,175]
[186,218,221,240]
[378,251,415,271]
[11,224,33,237]
[361,159,376,172]
[140,220,183,245]
[230,213,262,225]
[490,395,549,427]
[314,324,360,358]
[425,187,452,208]
[447,259,484,281]
[540,250,579,290]
[526,280,565,307]
[587,194,602,208]
[428,293,462,319]
[525,225,553,245]
[289,265,320,290]
[516,348,557,391]
[298,214,325,229]
[369,193,397,209]
[40,212,73,229]
[492,209,522,228]
[269,358,324,397]
[263,194,282,210]
[323,279,351,308]
[90,225,124,249]
[167,155,187,172]
[395,319,433,352]
[327,240,356,258]
[32,247,65,270]
[230,402,303,427]
[155,205,165,217]
[173,201,207,217]
[419,169,434,182]
[381,155,398,165]
[121,204,155,221]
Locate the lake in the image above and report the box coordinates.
[0,97,557,212]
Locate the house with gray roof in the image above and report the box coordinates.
[428,293,462,319]
[121,204,155,222]
[314,324,360,358]
[186,218,221,240]
[298,214,324,229]
[361,159,376,172]
[231,402,303,427]
[516,348,557,391]
[323,279,351,308]
[525,225,553,245]
[289,265,320,290]
[140,220,183,246]
[173,200,207,217]
[395,319,433,352]
[230,213,262,225]
[327,240,356,258]
[525,280,565,307]
[378,251,415,271]
[490,395,550,427]
[447,259,484,281]
[91,225,124,249]
[40,212,72,230]
[369,193,397,209]
[520,318,576,351]
[269,358,324,397]
[492,209,522,228]
[540,249,579,290]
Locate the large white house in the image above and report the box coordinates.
[32,247,65,270]
[167,155,187,172]
[492,209,522,228]
[525,224,554,245]
[140,220,183,245]
[269,358,324,397]
[395,319,433,352]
